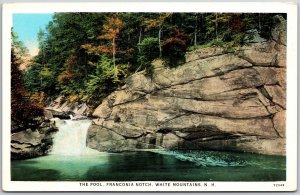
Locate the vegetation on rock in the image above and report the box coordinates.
[16,13,285,106]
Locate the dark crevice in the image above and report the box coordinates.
[271,121,282,138]
[155,95,216,102]
[256,97,272,116]
[11,140,40,148]
[254,64,285,68]
[265,83,284,88]
[101,126,145,139]
[257,85,286,110]
[275,103,285,110]
[271,115,283,138]
[11,145,22,150]
[211,87,255,96]
[179,109,272,120]
[238,55,256,66]
[158,114,191,126]
[257,85,273,104]
[190,134,278,143]
[156,74,223,91]
[238,55,284,68]
[271,37,286,47]
[112,94,147,108]
[104,119,146,131]
[189,134,242,142]
[156,129,172,134]
[221,85,261,94]
[114,116,121,123]
[185,51,232,63]
[245,93,281,138]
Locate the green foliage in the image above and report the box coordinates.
[137,37,158,75]
[24,63,55,94]
[85,56,127,97]
[24,63,42,91]
[21,13,286,103]
[12,31,29,56]
[39,67,54,88]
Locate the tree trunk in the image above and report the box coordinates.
[112,37,116,68]
[41,46,45,86]
[84,54,87,79]
[258,13,261,31]
[194,15,198,46]
[215,13,218,40]
[158,27,162,58]
[138,28,142,53]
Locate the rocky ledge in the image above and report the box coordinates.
[45,96,92,120]
[86,18,286,156]
[11,119,58,160]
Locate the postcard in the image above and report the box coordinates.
[1,2,298,192]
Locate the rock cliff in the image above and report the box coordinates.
[87,18,286,156]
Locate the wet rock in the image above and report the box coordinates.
[86,125,159,152]
[11,120,58,160]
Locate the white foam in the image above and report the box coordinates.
[50,119,99,156]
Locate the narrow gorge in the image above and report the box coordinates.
[10,12,288,183]
[11,14,286,159]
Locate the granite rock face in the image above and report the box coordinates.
[11,120,58,160]
[87,19,286,156]
[45,96,92,120]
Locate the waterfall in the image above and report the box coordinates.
[50,119,99,156]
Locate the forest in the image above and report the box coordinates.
[12,12,285,121]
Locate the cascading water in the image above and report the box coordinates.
[50,119,99,156]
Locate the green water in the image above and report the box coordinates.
[11,150,285,181]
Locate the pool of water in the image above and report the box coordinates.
[11,150,286,181]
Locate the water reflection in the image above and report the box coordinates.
[11,150,286,181]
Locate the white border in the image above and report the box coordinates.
[2,2,298,192]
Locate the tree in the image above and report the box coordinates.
[137,37,159,74]
[100,15,124,68]
[143,13,172,58]
[24,62,54,93]
[82,15,128,89]
[24,13,285,102]
[12,31,29,57]
[11,46,43,124]
[83,15,124,68]
[85,56,127,98]
[161,29,190,67]
[194,14,198,46]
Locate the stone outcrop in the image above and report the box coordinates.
[45,96,92,119]
[11,119,58,160]
[86,18,286,156]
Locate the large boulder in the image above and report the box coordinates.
[11,120,58,160]
[87,17,286,156]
